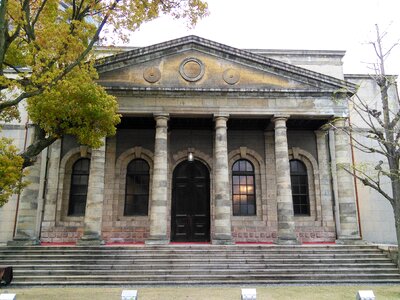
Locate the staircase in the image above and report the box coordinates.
[1,244,399,285]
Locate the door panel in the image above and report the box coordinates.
[171,160,210,242]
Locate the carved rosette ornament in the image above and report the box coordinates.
[223,68,240,85]
[179,57,205,82]
[143,67,161,83]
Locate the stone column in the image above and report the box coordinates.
[42,139,62,232]
[315,131,335,230]
[8,156,43,246]
[273,115,298,244]
[333,118,360,241]
[77,138,106,245]
[212,115,233,245]
[146,114,170,245]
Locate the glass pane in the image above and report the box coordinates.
[127,159,150,174]
[247,176,254,185]
[301,177,308,186]
[290,160,297,172]
[247,195,255,205]
[247,184,254,194]
[232,161,240,172]
[248,205,255,215]
[239,160,246,171]
[233,205,240,215]
[245,161,253,172]
[297,162,306,173]
[240,176,247,184]
[135,195,148,215]
[233,176,239,184]
[233,185,240,195]
[300,186,307,194]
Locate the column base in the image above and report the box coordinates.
[211,239,235,245]
[145,238,170,245]
[7,236,41,246]
[336,236,365,245]
[77,232,104,246]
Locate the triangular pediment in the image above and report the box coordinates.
[95,36,355,94]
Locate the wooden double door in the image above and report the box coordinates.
[171,160,210,242]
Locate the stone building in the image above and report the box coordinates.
[1,36,396,245]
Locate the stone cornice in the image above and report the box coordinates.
[102,85,345,98]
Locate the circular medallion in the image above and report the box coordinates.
[143,67,161,83]
[223,68,240,85]
[179,58,205,82]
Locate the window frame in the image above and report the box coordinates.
[290,159,310,216]
[67,157,90,217]
[124,158,150,216]
[231,159,256,216]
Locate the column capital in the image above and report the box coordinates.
[213,113,229,121]
[272,114,290,123]
[154,113,169,128]
[214,114,229,129]
[331,117,348,128]
[154,113,170,121]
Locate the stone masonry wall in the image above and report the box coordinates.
[40,127,336,243]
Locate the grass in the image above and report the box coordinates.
[1,285,400,300]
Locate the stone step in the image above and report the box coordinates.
[14,267,399,276]
[2,245,398,285]
[0,253,388,260]
[11,278,400,286]
[0,245,385,251]
[12,273,400,283]
[0,247,385,255]
[11,262,396,270]
[2,258,393,266]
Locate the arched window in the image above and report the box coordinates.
[290,159,310,215]
[68,158,90,216]
[232,159,256,216]
[125,159,150,216]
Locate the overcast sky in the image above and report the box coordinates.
[125,0,400,76]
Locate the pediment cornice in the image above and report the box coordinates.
[95,35,356,95]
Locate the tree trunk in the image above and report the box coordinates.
[20,126,57,168]
[395,206,400,271]
[392,179,400,271]
[0,0,8,74]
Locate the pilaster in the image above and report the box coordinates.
[333,118,361,242]
[8,155,42,246]
[41,139,62,232]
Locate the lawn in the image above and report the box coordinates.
[1,285,400,300]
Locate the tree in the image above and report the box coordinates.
[0,0,209,205]
[337,24,400,267]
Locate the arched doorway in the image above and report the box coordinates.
[171,160,210,242]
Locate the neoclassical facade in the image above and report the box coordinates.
[6,36,367,245]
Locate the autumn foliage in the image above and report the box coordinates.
[0,0,208,206]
